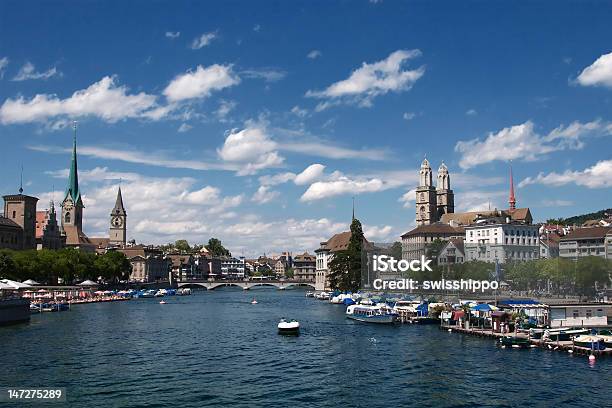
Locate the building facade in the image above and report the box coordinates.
[220,256,246,279]
[464,218,540,263]
[293,252,316,282]
[35,202,63,250]
[119,245,169,282]
[437,238,465,266]
[401,224,464,261]
[559,226,611,260]
[2,192,38,250]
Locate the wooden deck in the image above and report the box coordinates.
[441,324,612,357]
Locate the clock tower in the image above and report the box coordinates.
[109,186,127,246]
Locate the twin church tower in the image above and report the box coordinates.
[415,158,454,226]
[60,123,127,247]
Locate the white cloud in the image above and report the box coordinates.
[540,199,574,207]
[290,105,308,117]
[576,52,612,88]
[178,123,192,133]
[294,163,326,185]
[191,32,217,49]
[165,31,180,39]
[306,49,425,108]
[217,126,284,175]
[12,62,59,81]
[281,141,387,160]
[241,68,286,82]
[253,24,261,32]
[364,225,394,241]
[403,112,416,121]
[30,143,235,172]
[0,57,8,79]
[466,108,477,116]
[252,185,280,204]
[215,100,236,121]
[455,120,611,169]
[398,188,417,208]
[163,64,240,102]
[300,174,386,202]
[259,171,296,186]
[0,76,162,124]
[519,159,612,189]
[307,50,322,59]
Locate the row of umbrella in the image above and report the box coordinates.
[0,278,99,291]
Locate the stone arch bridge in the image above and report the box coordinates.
[177,280,315,291]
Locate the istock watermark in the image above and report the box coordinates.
[364,254,499,293]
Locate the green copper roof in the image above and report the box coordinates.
[64,127,82,205]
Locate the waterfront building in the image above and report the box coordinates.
[61,125,94,252]
[274,259,287,277]
[401,223,464,261]
[35,201,63,250]
[539,231,561,259]
[437,238,465,266]
[118,245,170,282]
[293,252,316,282]
[464,217,540,263]
[220,256,246,279]
[548,303,612,328]
[168,253,198,281]
[559,226,612,260]
[109,186,127,246]
[315,231,371,291]
[1,190,37,250]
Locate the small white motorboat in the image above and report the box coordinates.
[278,318,300,335]
[251,298,258,304]
[159,300,167,305]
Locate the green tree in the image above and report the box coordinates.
[205,238,231,257]
[425,239,447,266]
[574,256,611,299]
[174,239,191,253]
[390,241,402,260]
[329,218,364,292]
[0,250,17,280]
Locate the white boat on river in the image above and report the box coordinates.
[346,304,397,324]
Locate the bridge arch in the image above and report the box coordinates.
[283,282,316,289]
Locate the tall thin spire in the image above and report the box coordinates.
[112,185,126,215]
[65,121,81,204]
[19,164,23,194]
[508,162,516,211]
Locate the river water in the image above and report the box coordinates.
[1,288,610,407]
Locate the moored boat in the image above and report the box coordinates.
[543,328,589,342]
[500,336,531,348]
[573,335,606,350]
[278,318,300,335]
[346,304,397,324]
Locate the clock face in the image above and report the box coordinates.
[112,216,123,227]
[64,201,73,210]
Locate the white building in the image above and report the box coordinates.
[464,217,539,263]
[220,256,246,279]
[315,231,352,291]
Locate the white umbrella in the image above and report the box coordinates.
[0,279,32,289]
[0,281,14,290]
[78,280,98,286]
[22,279,40,285]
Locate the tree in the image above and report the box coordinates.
[574,256,611,299]
[425,239,447,266]
[174,239,191,253]
[285,267,294,279]
[0,250,16,280]
[390,241,402,260]
[205,238,231,257]
[329,218,364,292]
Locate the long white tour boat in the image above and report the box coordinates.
[346,304,397,324]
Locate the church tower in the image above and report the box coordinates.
[436,162,455,218]
[415,158,438,225]
[109,186,127,246]
[61,122,85,238]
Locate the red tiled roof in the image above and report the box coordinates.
[561,226,612,241]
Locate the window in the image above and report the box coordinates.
[65,212,71,223]
[12,210,16,218]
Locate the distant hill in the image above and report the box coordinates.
[547,209,612,226]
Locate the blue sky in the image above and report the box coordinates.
[1,0,611,255]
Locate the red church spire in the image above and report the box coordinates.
[508,162,516,211]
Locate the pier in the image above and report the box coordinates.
[441,324,612,357]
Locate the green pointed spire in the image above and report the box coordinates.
[64,121,82,205]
